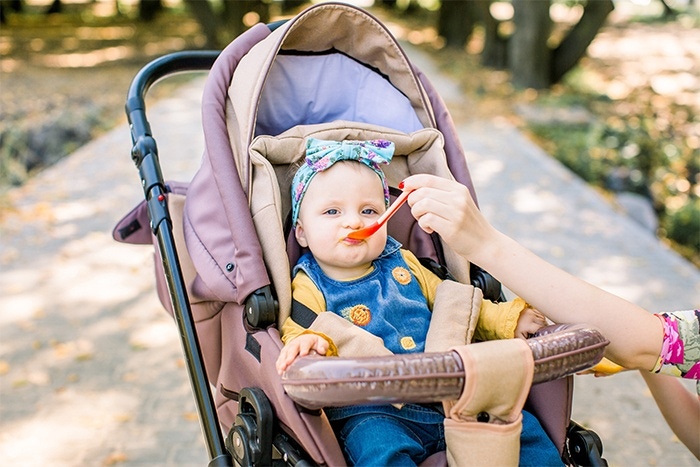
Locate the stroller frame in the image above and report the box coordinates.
[126,49,231,466]
[123,6,607,467]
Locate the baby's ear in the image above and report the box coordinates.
[295,223,309,248]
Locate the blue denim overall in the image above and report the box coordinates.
[294,237,432,354]
[295,237,445,465]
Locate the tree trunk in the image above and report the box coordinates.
[45,0,61,14]
[475,0,508,68]
[658,0,677,17]
[509,0,552,89]
[0,0,23,24]
[184,0,220,48]
[138,0,163,23]
[437,0,476,49]
[222,1,268,43]
[550,0,613,84]
[279,0,306,15]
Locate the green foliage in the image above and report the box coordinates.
[1,107,103,188]
[664,198,700,253]
[528,96,699,265]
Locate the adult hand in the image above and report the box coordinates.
[401,174,498,262]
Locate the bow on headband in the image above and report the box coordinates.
[291,138,395,226]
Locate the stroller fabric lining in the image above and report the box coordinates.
[255,53,425,137]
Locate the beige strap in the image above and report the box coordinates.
[448,339,534,424]
[425,281,482,352]
[442,339,533,466]
[445,414,523,467]
[309,312,392,358]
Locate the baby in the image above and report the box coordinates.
[276,137,561,466]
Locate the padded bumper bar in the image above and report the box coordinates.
[281,324,608,410]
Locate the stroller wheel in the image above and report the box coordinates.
[227,418,254,465]
[226,388,274,466]
[566,421,607,467]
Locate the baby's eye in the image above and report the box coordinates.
[324,208,339,215]
[362,208,379,215]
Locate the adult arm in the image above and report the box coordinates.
[403,248,543,340]
[401,174,663,371]
[639,371,700,459]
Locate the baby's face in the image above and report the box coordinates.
[295,161,388,280]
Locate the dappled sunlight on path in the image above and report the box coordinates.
[0,78,207,466]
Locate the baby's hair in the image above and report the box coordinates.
[287,155,305,186]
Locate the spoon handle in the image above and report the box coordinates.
[377,189,410,224]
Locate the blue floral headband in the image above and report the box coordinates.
[291,138,395,226]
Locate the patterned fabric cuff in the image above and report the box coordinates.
[651,310,700,380]
[499,297,529,339]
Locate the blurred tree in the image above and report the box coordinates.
[2,0,167,23]
[438,0,476,49]
[659,0,675,16]
[0,0,23,24]
[438,0,614,89]
[184,0,270,48]
[279,0,307,14]
[184,0,219,47]
[46,0,61,14]
[545,0,614,86]
[139,0,163,22]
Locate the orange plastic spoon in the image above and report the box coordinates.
[346,190,411,240]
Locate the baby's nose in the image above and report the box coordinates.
[343,212,364,229]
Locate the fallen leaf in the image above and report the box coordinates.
[102,451,128,466]
[114,413,133,423]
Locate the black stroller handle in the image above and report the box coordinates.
[281,324,609,410]
[125,50,230,467]
[126,50,219,145]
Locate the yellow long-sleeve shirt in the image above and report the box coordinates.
[280,249,529,350]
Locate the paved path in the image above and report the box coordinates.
[1,43,698,467]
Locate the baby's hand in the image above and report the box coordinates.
[276,333,330,375]
[514,308,548,339]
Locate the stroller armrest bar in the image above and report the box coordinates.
[528,324,609,384]
[284,351,466,410]
[281,325,608,410]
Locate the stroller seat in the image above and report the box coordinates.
[116,2,607,465]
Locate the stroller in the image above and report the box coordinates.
[115,3,608,466]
